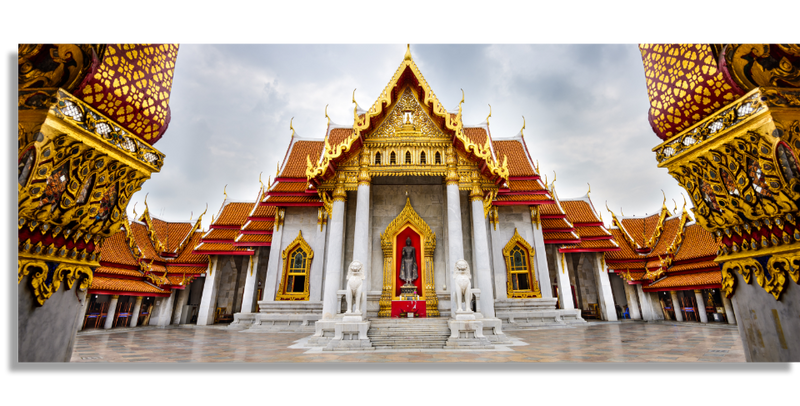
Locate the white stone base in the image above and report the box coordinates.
[342,314,363,322]
[307,317,342,346]
[445,319,493,349]
[241,301,322,333]
[479,317,512,344]
[324,321,374,351]
[495,298,585,328]
[227,313,256,330]
[455,310,476,320]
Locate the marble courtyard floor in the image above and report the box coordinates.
[70,321,745,363]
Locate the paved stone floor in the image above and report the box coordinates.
[70,321,745,363]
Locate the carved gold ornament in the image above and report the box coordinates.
[276,230,313,301]
[722,44,800,91]
[19,259,93,306]
[378,198,438,317]
[502,228,541,299]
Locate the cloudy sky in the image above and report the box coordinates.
[135,44,686,228]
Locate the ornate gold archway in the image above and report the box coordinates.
[378,198,439,317]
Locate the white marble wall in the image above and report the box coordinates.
[269,206,328,301]
[488,206,540,301]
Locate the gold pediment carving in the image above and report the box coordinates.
[368,87,447,140]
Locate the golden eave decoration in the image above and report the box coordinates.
[305,46,509,188]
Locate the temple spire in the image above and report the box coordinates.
[404,44,412,61]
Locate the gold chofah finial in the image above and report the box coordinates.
[620,207,625,216]
[486,104,492,125]
[325,104,330,126]
[404,44,412,61]
[587,182,591,196]
[673,199,678,213]
[132,202,138,220]
[352,88,357,105]
[520,116,526,137]
[259,171,265,192]
[289,117,295,138]
[276,161,281,177]
[189,211,192,222]
[661,189,667,207]
[223,184,228,201]
[459,89,465,112]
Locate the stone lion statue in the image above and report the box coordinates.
[345,260,365,314]
[453,259,473,312]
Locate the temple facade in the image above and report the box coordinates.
[182,47,635,349]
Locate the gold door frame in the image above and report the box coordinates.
[378,198,439,317]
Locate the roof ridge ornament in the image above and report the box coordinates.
[289,117,296,138]
[587,182,591,196]
[404,44,412,61]
[223,184,228,202]
[486,104,492,126]
[520,115,526,138]
[325,104,330,126]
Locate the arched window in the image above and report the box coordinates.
[277,231,313,301]
[375,152,382,165]
[390,151,397,165]
[405,151,412,164]
[420,151,427,164]
[435,151,442,164]
[502,228,540,299]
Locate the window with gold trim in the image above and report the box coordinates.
[435,151,442,164]
[502,228,541,299]
[405,151,412,164]
[375,151,382,165]
[276,230,313,301]
[420,151,426,164]
[390,151,397,165]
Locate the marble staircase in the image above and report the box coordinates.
[367,318,450,349]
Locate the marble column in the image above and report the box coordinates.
[172,287,191,325]
[470,176,495,317]
[636,284,663,321]
[553,250,575,310]
[263,209,285,301]
[722,294,736,325]
[130,296,143,327]
[197,256,221,325]
[78,294,91,331]
[592,253,617,321]
[530,206,553,298]
[695,289,708,323]
[156,290,176,327]
[239,250,259,313]
[104,295,119,329]
[352,163,371,318]
[321,173,347,320]
[623,282,642,320]
[670,290,684,322]
[445,148,464,316]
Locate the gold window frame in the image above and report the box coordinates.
[276,230,313,301]
[502,228,541,299]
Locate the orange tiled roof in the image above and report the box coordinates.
[507,180,546,192]
[608,261,647,270]
[543,231,580,241]
[463,127,488,147]
[496,194,549,202]
[606,228,640,260]
[94,266,142,277]
[561,200,602,224]
[668,261,720,273]
[328,128,353,146]
[621,271,646,281]
[673,223,721,262]
[165,221,193,252]
[492,140,535,177]
[166,265,207,274]
[165,274,193,286]
[646,270,721,289]
[263,196,321,204]
[539,202,566,216]
[575,226,612,238]
[620,214,661,248]
[89,277,166,294]
[203,228,239,241]
[214,202,253,227]
[560,239,619,251]
[542,218,573,230]
[648,216,683,257]
[251,204,277,217]
[97,231,139,267]
[236,234,273,244]
[280,140,324,178]
[130,222,159,260]
[174,232,209,263]
[150,217,169,247]
[270,182,309,193]
[242,220,275,232]
[193,242,252,253]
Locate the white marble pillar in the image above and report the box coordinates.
[695,289,708,323]
[592,253,617,321]
[156,290,176,327]
[553,251,575,310]
[446,182,465,316]
[197,256,221,325]
[623,282,642,320]
[470,197,495,317]
[130,296,143,327]
[722,294,736,325]
[104,295,119,329]
[172,287,191,325]
[636,284,664,321]
[670,290,684,322]
[530,207,553,298]
[263,210,285,302]
[321,177,347,320]
[352,181,371,318]
[239,251,259,313]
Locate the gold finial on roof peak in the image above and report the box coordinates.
[189,211,192,222]
[223,184,228,201]
[620,207,625,216]
[352,88,357,105]
[520,115,526,137]
[458,89,465,113]
[587,182,591,196]
[259,171,265,192]
[404,44,412,61]
[276,161,281,177]
[672,198,678,213]
[289,117,295,138]
[325,104,330,126]
[132,202,138,221]
[486,104,492,125]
